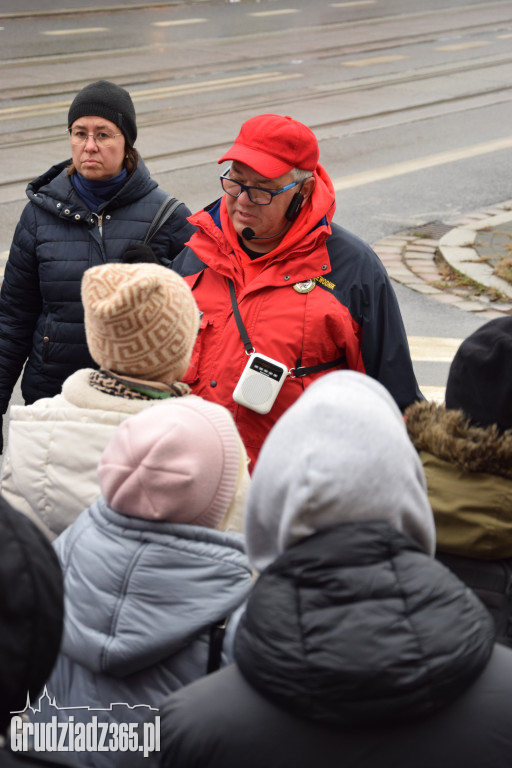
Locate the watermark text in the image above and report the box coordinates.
[11,715,160,757]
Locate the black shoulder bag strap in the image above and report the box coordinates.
[228,278,345,377]
[144,195,183,245]
[228,278,254,354]
[291,356,346,377]
[207,617,229,674]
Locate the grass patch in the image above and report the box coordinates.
[433,251,509,302]
[494,257,512,283]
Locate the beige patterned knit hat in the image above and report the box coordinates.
[82,263,199,383]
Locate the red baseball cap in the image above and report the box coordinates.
[218,114,319,178]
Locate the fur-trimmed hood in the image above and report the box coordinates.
[406,400,512,560]
[406,400,512,480]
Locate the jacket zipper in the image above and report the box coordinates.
[92,212,103,236]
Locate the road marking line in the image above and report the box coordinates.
[248,9,300,16]
[342,55,406,66]
[408,336,462,362]
[131,73,302,102]
[132,72,297,96]
[152,19,207,26]
[41,28,108,35]
[333,136,512,190]
[435,41,489,51]
[330,1,376,6]
[408,336,463,403]
[0,72,302,120]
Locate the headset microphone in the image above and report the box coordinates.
[241,224,290,241]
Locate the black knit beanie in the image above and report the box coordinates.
[445,316,512,432]
[68,80,137,146]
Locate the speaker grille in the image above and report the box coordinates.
[241,374,273,405]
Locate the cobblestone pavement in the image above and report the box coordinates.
[372,200,512,319]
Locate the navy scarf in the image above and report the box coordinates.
[71,168,128,213]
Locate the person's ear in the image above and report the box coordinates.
[301,175,316,203]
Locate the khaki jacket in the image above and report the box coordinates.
[406,400,512,559]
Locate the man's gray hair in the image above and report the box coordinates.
[292,168,314,183]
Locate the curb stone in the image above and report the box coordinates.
[372,200,512,319]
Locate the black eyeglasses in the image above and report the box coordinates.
[220,168,300,206]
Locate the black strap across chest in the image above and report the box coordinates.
[228,278,345,378]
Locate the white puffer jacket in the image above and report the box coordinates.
[0,369,163,539]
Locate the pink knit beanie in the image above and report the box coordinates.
[97,397,243,528]
[82,262,199,383]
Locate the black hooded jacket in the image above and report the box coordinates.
[140,523,512,768]
[0,494,78,765]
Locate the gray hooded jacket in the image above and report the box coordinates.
[142,372,512,768]
[39,496,252,767]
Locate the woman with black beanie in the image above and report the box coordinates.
[0,80,195,451]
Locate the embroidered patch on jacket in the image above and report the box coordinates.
[314,275,336,290]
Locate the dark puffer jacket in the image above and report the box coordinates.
[139,523,512,768]
[0,157,195,411]
[0,494,79,766]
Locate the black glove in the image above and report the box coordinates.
[0,416,3,456]
[122,244,159,264]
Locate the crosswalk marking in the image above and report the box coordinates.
[408,336,462,362]
[418,386,446,403]
[408,336,462,402]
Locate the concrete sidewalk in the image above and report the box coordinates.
[372,200,512,319]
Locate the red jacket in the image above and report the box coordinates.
[174,166,421,469]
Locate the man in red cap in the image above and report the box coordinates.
[172,113,422,469]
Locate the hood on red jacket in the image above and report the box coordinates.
[188,164,336,271]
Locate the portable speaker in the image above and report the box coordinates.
[233,353,288,414]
